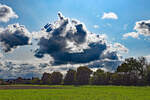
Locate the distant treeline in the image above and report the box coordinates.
[1,57,150,86]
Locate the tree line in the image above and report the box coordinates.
[1,57,150,86]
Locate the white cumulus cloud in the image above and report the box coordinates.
[123,20,150,39]
[0,23,31,52]
[0,12,124,79]
[0,4,18,22]
[113,43,129,53]
[134,20,150,36]
[101,12,118,20]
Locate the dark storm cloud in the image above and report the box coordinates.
[35,12,120,65]
[0,23,31,52]
[0,4,18,22]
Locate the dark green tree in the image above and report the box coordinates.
[31,77,40,85]
[15,77,24,84]
[50,72,63,85]
[117,57,147,85]
[144,64,150,85]
[137,57,147,79]
[111,72,123,85]
[0,79,4,85]
[118,57,147,77]
[76,66,92,85]
[41,72,51,84]
[91,69,110,85]
[64,69,76,85]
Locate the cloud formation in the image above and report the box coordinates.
[0,58,121,79]
[123,20,150,39]
[0,61,42,79]
[134,20,150,36]
[0,53,3,58]
[123,32,139,39]
[35,12,121,66]
[0,4,18,22]
[145,55,150,62]
[113,43,128,53]
[0,23,31,52]
[0,12,124,79]
[101,12,118,20]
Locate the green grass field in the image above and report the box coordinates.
[0,85,150,100]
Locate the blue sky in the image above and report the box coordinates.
[1,0,150,60]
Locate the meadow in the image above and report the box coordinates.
[0,85,149,100]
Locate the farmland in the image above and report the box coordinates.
[0,85,149,100]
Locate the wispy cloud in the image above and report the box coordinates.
[123,32,139,39]
[93,25,99,29]
[123,24,128,30]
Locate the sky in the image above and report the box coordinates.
[0,0,150,78]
